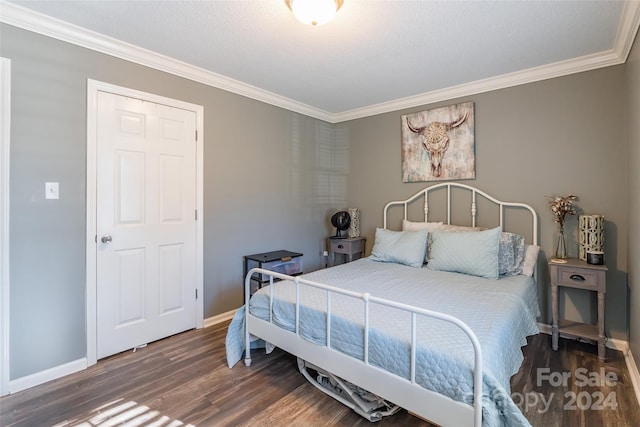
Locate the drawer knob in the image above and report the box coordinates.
[570,274,585,282]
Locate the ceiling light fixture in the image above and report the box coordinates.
[285,0,344,26]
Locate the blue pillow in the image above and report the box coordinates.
[427,226,501,279]
[369,228,428,268]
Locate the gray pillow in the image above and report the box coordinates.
[498,232,526,276]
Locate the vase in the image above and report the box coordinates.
[555,227,567,259]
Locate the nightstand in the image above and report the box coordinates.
[327,237,366,267]
[549,258,607,361]
[243,250,303,298]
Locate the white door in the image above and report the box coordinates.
[96,91,197,359]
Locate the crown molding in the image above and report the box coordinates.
[2,1,639,124]
[334,48,624,122]
[615,0,640,59]
[338,1,640,122]
[335,1,640,122]
[0,2,335,123]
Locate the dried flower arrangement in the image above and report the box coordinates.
[546,194,578,228]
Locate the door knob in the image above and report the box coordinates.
[101,235,113,244]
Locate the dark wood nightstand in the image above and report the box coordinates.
[327,237,366,267]
[549,258,607,361]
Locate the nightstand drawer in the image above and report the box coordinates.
[255,257,303,278]
[330,239,365,254]
[558,268,600,290]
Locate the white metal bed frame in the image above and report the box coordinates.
[383,182,538,245]
[243,183,538,427]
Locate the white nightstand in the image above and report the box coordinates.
[327,237,366,267]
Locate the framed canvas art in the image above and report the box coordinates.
[401,102,475,182]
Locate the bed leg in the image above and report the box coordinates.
[244,303,251,367]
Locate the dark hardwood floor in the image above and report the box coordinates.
[1,320,638,426]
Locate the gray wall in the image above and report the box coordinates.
[628,32,640,366]
[1,24,346,379]
[344,65,629,340]
[2,21,636,382]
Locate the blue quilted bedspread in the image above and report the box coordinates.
[226,258,539,427]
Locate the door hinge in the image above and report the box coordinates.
[195,289,198,299]
[195,209,198,221]
[195,130,198,141]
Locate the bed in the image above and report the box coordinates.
[226,183,540,427]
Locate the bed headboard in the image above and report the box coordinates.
[383,183,538,245]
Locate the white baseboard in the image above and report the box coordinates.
[536,322,552,335]
[536,322,628,352]
[4,310,238,395]
[4,308,238,395]
[203,308,237,328]
[5,318,638,410]
[537,322,640,407]
[7,358,86,395]
[625,348,640,408]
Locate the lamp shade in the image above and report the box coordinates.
[285,0,343,26]
[347,208,360,238]
[579,214,604,261]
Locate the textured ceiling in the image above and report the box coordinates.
[2,1,640,122]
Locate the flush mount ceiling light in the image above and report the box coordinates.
[285,0,344,26]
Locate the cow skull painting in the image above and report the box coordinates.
[401,102,475,182]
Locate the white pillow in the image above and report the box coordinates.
[522,244,540,277]
[369,228,429,268]
[440,224,487,232]
[401,220,443,233]
[427,227,502,279]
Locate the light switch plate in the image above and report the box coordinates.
[45,182,59,199]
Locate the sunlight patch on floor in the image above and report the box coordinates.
[51,398,195,427]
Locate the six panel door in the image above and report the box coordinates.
[96,91,197,359]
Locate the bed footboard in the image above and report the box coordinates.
[243,268,483,427]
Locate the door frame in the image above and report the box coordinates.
[1,57,11,396]
[86,79,204,366]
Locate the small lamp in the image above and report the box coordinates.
[579,214,604,264]
[285,0,344,26]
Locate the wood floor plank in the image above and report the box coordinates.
[1,321,639,426]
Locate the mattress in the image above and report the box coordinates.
[226,258,539,427]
